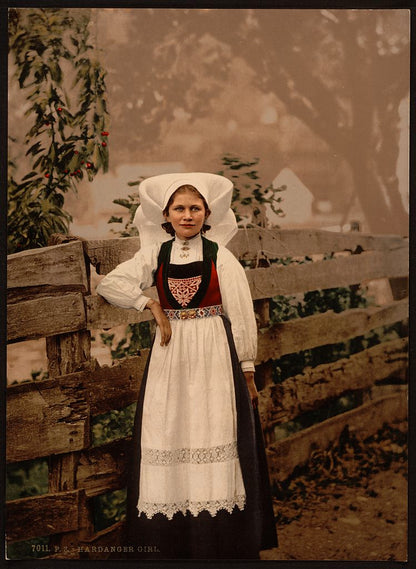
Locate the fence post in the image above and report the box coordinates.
[45,238,94,556]
[253,297,276,447]
[46,330,94,556]
[254,298,274,391]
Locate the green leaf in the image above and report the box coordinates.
[18,61,31,88]
[113,199,132,209]
[21,171,38,181]
[49,60,62,83]
[26,142,43,156]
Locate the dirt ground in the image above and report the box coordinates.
[260,421,408,562]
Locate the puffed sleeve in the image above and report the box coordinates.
[216,246,257,372]
[96,243,160,311]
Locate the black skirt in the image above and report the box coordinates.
[124,315,278,559]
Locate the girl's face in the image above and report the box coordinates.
[164,189,208,241]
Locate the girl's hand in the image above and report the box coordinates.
[244,371,258,408]
[147,299,172,346]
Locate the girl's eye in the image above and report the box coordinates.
[191,206,201,211]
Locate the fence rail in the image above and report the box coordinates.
[6,228,408,557]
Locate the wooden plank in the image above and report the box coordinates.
[7,293,86,343]
[6,490,83,542]
[266,388,408,482]
[6,376,90,462]
[258,337,408,427]
[85,293,155,330]
[7,241,89,301]
[85,230,406,274]
[256,299,408,363]
[83,354,147,415]
[88,286,407,336]
[6,355,147,462]
[84,237,141,275]
[227,228,407,260]
[77,439,130,497]
[247,246,409,300]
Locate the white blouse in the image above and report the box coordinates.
[96,234,257,371]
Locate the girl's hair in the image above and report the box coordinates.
[162,185,211,236]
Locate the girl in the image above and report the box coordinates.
[96,172,277,559]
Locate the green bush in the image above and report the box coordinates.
[92,403,136,447]
[93,489,127,532]
[8,7,109,253]
[6,458,48,500]
[100,321,154,362]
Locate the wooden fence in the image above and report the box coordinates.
[6,228,408,559]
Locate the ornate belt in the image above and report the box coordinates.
[164,305,224,320]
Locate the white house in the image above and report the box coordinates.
[267,167,314,227]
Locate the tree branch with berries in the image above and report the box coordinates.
[8,7,110,253]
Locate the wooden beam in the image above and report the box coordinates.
[258,337,408,427]
[247,246,408,299]
[7,241,89,301]
[85,293,155,330]
[76,439,130,497]
[7,293,87,343]
[6,355,147,462]
[84,238,141,275]
[227,228,406,260]
[266,388,408,482]
[85,230,406,274]
[256,299,408,363]
[81,354,147,415]
[86,288,407,337]
[6,375,90,463]
[6,490,84,542]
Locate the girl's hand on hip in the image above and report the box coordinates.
[147,299,172,346]
[244,371,259,408]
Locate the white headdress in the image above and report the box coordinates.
[133,172,238,248]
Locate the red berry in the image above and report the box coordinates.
[70,173,75,177]
[57,107,62,112]
[102,141,107,147]
[64,169,69,174]
[81,160,85,164]
[45,173,50,178]
[74,150,79,154]
[45,121,50,126]
[86,162,92,169]
[101,131,109,136]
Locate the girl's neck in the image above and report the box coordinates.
[175,232,201,242]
